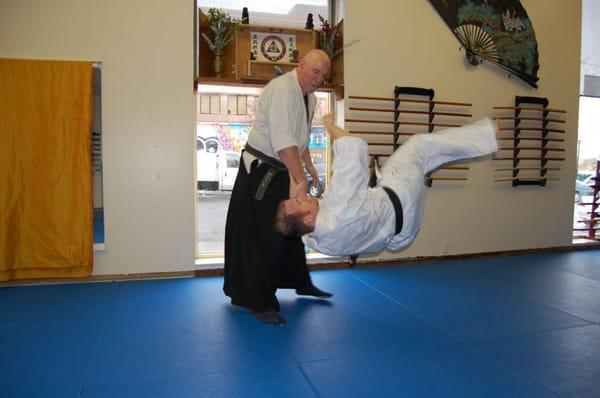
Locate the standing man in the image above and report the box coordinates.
[223,49,332,326]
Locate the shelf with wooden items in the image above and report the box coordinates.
[492,96,566,187]
[235,24,314,81]
[245,60,298,79]
[346,87,473,187]
[196,9,344,97]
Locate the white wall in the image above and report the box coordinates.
[0,0,583,275]
[0,0,197,275]
[344,0,581,261]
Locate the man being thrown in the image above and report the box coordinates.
[275,114,499,256]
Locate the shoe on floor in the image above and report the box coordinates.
[295,285,333,298]
[253,310,287,326]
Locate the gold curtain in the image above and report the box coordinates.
[0,59,93,282]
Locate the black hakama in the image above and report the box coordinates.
[223,160,312,312]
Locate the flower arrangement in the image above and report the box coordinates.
[201,8,240,57]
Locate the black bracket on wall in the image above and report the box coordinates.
[512,95,549,187]
[394,86,435,186]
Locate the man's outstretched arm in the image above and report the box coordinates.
[301,147,320,192]
[279,146,308,198]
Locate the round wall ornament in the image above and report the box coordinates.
[260,35,286,62]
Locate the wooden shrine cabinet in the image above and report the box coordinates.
[197,9,344,95]
[235,25,317,82]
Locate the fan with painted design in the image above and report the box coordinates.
[428,0,540,88]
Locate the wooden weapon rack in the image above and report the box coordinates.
[493,96,566,186]
[573,160,600,241]
[347,86,472,187]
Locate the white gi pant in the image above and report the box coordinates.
[383,117,498,250]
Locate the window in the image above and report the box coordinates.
[227,95,254,115]
[194,0,335,262]
[199,94,220,114]
[573,0,600,243]
[573,96,600,243]
[92,66,105,249]
[195,85,331,258]
[226,152,240,168]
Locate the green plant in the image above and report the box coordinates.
[317,15,359,58]
[201,8,240,56]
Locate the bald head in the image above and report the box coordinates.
[296,49,331,94]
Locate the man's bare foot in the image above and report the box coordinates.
[322,113,349,140]
[322,113,334,129]
[252,310,287,326]
[491,117,501,136]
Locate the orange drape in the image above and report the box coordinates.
[0,59,93,282]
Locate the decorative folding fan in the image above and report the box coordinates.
[428,0,540,88]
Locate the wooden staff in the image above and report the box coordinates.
[573,217,599,223]
[425,177,468,181]
[497,116,565,123]
[493,106,566,113]
[499,127,565,133]
[349,95,471,107]
[574,220,599,226]
[366,146,483,159]
[346,118,461,128]
[437,166,470,170]
[580,212,600,219]
[349,106,472,118]
[349,130,416,136]
[498,147,565,152]
[497,137,564,142]
[495,177,560,183]
[369,153,469,172]
[493,156,565,161]
[579,201,600,207]
[495,167,560,172]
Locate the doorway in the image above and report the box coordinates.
[573,96,600,243]
[195,85,332,258]
[573,0,600,243]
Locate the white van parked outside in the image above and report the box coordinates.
[197,136,220,190]
[218,151,240,190]
[197,140,240,191]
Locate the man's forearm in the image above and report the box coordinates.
[279,147,305,182]
[301,147,315,171]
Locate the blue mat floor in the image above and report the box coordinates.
[1,250,600,397]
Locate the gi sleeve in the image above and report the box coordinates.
[303,136,371,255]
[268,87,300,153]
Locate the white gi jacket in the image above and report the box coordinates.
[303,118,498,256]
[244,70,314,171]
